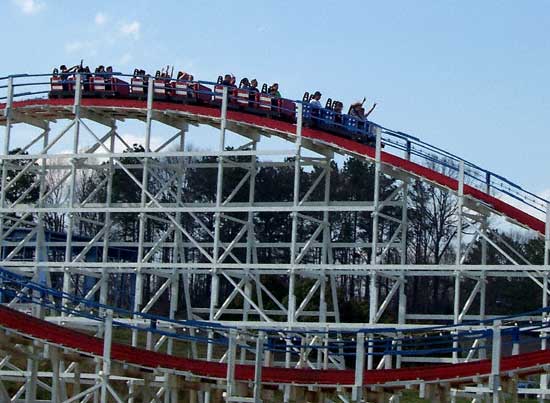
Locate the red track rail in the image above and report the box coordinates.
[3,97,545,235]
[0,96,547,389]
[0,305,548,386]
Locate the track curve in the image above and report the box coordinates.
[0,304,547,388]
[1,75,549,399]
[2,96,545,235]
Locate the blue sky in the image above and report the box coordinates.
[1,0,549,198]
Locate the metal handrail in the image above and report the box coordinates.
[1,72,547,218]
[2,265,549,355]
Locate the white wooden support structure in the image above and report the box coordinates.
[128,75,155,403]
[0,72,549,401]
[288,102,304,327]
[24,344,38,403]
[61,73,82,315]
[490,320,502,403]
[284,102,303,403]
[253,331,266,403]
[205,85,229,403]
[368,126,382,371]
[226,328,238,400]
[396,141,411,372]
[352,332,366,402]
[453,160,465,364]
[100,309,114,403]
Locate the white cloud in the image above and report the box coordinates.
[65,41,84,53]
[94,12,107,26]
[119,53,132,65]
[12,0,44,14]
[64,40,98,56]
[119,21,140,39]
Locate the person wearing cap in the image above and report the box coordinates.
[349,101,365,120]
[309,91,322,108]
[350,100,377,121]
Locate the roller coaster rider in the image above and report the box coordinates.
[250,79,259,93]
[222,74,237,88]
[59,64,79,91]
[240,78,251,90]
[104,66,113,91]
[308,91,323,126]
[268,83,281,98]
[80,66,93,92]
[333,101,344,124]
[309,91,322,108]
[48,64,379,145]
[349,99,377,130]
[105,66,113,79]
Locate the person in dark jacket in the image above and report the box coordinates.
[250,79,259,93]
[240,78,251,89]
[222,74,237,88]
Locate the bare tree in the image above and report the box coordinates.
[43,156,70,233]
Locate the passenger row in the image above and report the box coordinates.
[52,64,126,94]
[49,65,377,145]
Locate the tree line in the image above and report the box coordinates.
[2,145,544,322]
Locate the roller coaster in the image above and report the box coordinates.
[0,71,549,402]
